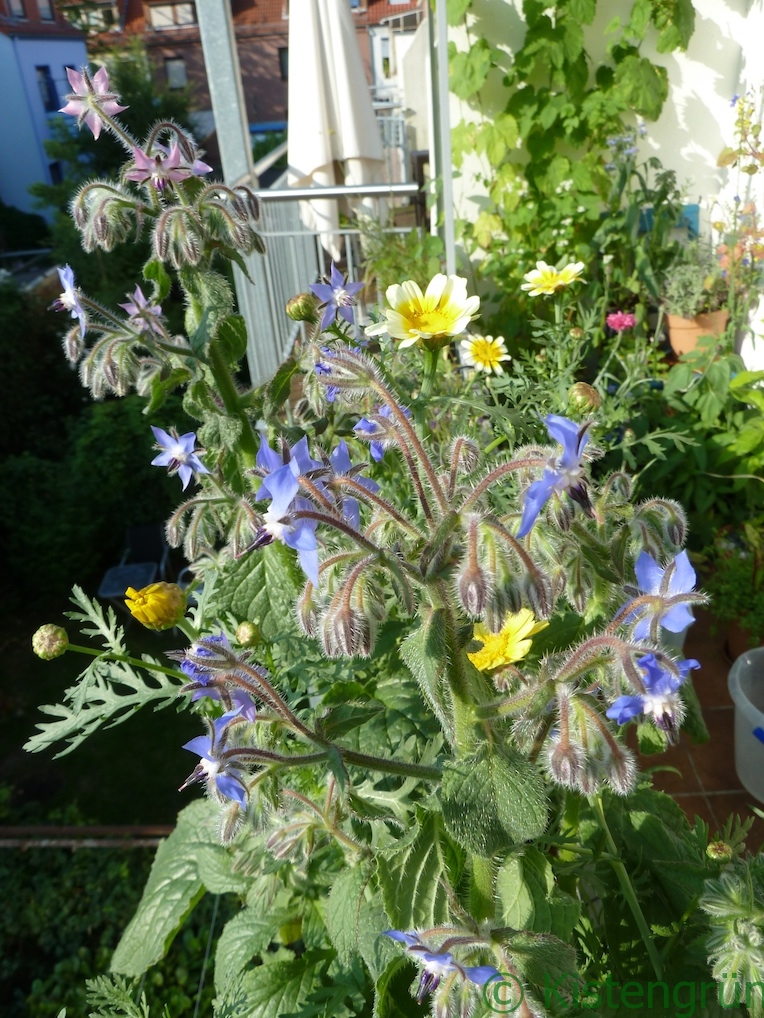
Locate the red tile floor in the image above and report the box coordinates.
[648,608,764,847]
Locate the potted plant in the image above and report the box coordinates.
[701,520,764,659]
[661,242,730,355]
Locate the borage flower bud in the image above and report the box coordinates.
[320,603,375,659]
[32,624,69,660]
[458,562,489,617]
[285,292,320,325]
[606,743,637,795]
[547,738,583,788]
[125,582,187,631]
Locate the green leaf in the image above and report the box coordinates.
[111,800,246,977]
[449,39,493,100]
[179,267,234,359]
[613,55,669,120]
[325,866,396,981]
[214,905,294,992]
[655,0,695,52]
[447,0,472,25]
[317,702,384,741]
[501,930,578,988]
[568,0,596,24]
[440,748,548,856]
[376,810,461,928]
[636,720,668,755]
[205,540,301,637]
[145,366,192,414]
[229,952,332,1018]
[142,257,172,302]
[215,314,248,365]
[399,609,454,741]
[266,355,301,414]
[497,847,580,938]
[24,587,185,757]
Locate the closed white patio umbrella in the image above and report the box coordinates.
[287,0,386,262]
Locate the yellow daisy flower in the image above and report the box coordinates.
[366,273,480,349]
[460,334,511,374]
[125,581,187,631]
[467,608,549,672]
[520,260,585,296]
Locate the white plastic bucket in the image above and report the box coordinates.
[728,647,764,802]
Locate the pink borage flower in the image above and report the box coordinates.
[606,310,637,331]
[59,66,127,140]
[125,143,212,191]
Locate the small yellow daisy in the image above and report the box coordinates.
[520,260,585,297]
[460,334,511,375]
[467,608,549,672]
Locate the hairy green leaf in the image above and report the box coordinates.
[205,541,301,637]
[111,800,246,977]
[441,748,548,856]
[497,847,580,938]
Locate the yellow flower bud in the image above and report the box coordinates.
[125,582,187,631]
[32,624,69,660]
[706,840,734,863]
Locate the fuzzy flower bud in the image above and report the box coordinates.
[547,739,583,788]
[707,841,734,863]
[236,621,262,647]
[286,292,320,324]
[568,382,602,412]
[458,562,489,617]
[125,582,187,631]
[32,624,69,660]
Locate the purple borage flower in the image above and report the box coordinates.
[253,435,378,584]
[180,731,248,805]
[385,931,500,1004]
[607,652,700,737]
[517,414,593,538]
[626,549,697,641]
[253,436,322,586]
[179,635,257,732]
[59,66,127,139]
[354,404,413,462]
[150,426,209,490]
[51,264,87,339]
[119,285,164,335]
[309,262,364,332]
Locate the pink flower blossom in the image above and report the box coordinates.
[125,143,212,191]
[606,310,637,331]
[59,66,127,140]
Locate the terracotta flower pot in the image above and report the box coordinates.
[666,309,729,356]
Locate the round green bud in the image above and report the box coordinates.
[568,382,602,412]
[236,621,262,647]
[32,624,69,660]
[285,293,319,324]
[706,841,734,863]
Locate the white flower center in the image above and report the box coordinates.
[643,692,678,720]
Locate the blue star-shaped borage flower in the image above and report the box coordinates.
[150,426,209,490]
[627,549,697,641]
[385,931,500,1004]
[309,262,364,332]
[607,652,699,738]
[50,264,87,340]
[517,414,592,537]
[180,730,249,805]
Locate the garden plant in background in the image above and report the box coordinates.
[27,66,764,1018]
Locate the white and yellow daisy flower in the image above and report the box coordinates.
[520,260,585,296]
[366,273,480,349]
[460,333,511,375]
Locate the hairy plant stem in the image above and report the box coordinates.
[590,792,663,980]
[207,339,259,470]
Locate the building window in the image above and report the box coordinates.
[84,2,119,30]
[278,47,288,80]
[148,2,196,30]
[36,65,59,112]
[49,161,63,185]
[8,0,26,17]
[37,0,54,18]
[165,57,187,89]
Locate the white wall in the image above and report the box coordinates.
[0,34,87,219]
